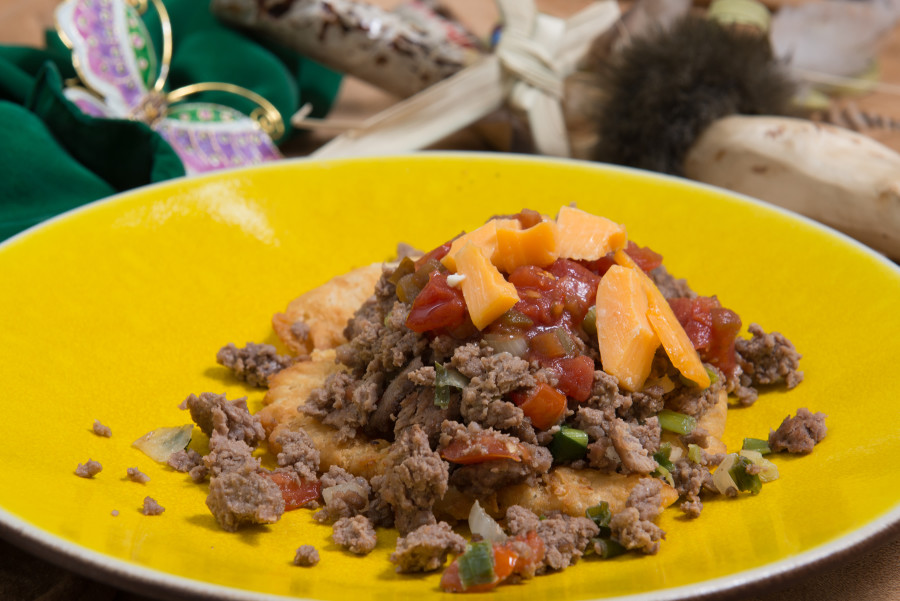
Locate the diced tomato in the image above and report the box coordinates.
[625,241,663,272]
[552,355,595,402]
[439,532,546,593]
[549,259,601,322]
[415,241,452,269]
[512,208,544,229]
[668,296,742,377]
[440,432,526,464]
[529,329,569,359]
[508,265,556,292]
[516,383,567,430]
[406,271,467,333]
[264,471,321,511]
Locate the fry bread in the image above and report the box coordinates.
[271,263,383,355]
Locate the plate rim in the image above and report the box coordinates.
[2,152,899,601]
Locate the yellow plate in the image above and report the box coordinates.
[1,154,898,601]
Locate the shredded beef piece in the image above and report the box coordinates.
[367,357,424,439]
[127,467,150,484]
[180,392,265,447]
[373,425,448,535]
[440,421,552,497]
[610,479,666,554]
[92,420,112,437]
[315,466,371,524]
[389,521,466,573]
[735,324,803,405]
[302,371,384,441]
[141,496,165,516]
[274,429,320,481]
[670,458,717,518]
[768,408,827,454]
[332,515,377,555]
[167,448,203,473]
[206,462,285,532]
[216,342,294,388]
[75,459,102,478]
[204,432,258,478]
[650,265,696,299]
[394,387,460,447]
[664,374,724,419]
[505,506,598,573]
[293,545,319,567]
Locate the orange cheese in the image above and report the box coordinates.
[614,250,710,388]
[493,221,559,274]
[595,265,660,392]
[556,206,627,260]
[441,218,521,272]
[455,242,520,330]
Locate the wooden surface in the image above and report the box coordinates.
[1,1,899,601]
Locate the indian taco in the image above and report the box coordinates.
[154,206,824,593]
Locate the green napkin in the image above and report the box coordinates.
[0,0,343,242]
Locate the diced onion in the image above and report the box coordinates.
[132,424,193,462]
[712,453,739,495]
[446,274,467,287]
[482,333,528,358]
[740,449,780,483]
[322,481,369,506]
[468,500,507,544]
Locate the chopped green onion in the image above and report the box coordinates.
[687,443,704,464]
[653,442,674,472]
[739,450,779,483]
[434,362,469,409]
[742,437,771,455]
[388,256,416,285]
[592,537,627,559]
[705,366,719,385]
[395,273,421,304]
[729,454,762,495]
[657,409,697,435]
[581,306,597,336]
[555,327,577,356]
[549,426,589,462]
[458,541,495,589]
[585,501,612,538]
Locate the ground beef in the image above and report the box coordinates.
[274,429,320,481]
[439,421,552,497]
[389,521,466,573]
[141,496,165,516]
[180,392,265,447]
[735,324,803,404]
[337,301,428,377]
[204,432,258,478]
[573,407,618,472]
[609,480,666,554]
[314,466,371,524]
[670,458,716,518]
[664,374,724,419]
[293,545,319,567]
[582,370,662,422]
[367,357,424,439]
[394,387,460,447]
[167,448,203,472]
[372,425,449,535]
[92,420,112,437]
[650,265,696,299]
[216,342,294,388]
[75,459,102,478]
[332,515,377,555]
[505,505,599,573]
[302,372,384,441]
[206,462,285,532]
[768,408,827,454]
[127,467,150,484]
[290,321,311,343]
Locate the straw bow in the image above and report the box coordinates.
[309,0,620,158]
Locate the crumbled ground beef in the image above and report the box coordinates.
[127,467,150,484]
[302,372,384,441]
[505,505,599,573]
[664,374,724,419]
[315,466,371,524]
[734,324,803,406]
[610,419,659,475]
[75,459,102,478]
[141,496,165,516]
[274,428,320,481]
[92,420,112,437]
[206,462,285,532]
[768,408,827,454]
[368,357,424,439]
[670,458,716,518]
[293,545,320,567]
[389,521,466,573]
[610,480,666,554]
[290,321,311,343]
[332,515,377,555]
[439,421,552,497]
[204,433,258,478]
[650,265,696,299]
[180,392,265,447]
[372,425,448,535]
[337,301,428,377]
[394,387,460,447]
[167,448,203,473]
[216,342,294,388]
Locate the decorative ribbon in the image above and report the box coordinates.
[308,0,619,159]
